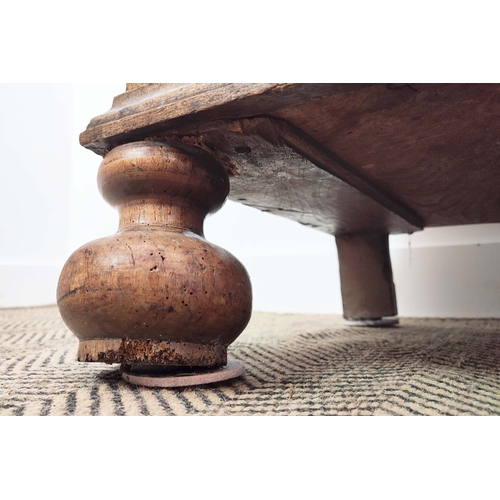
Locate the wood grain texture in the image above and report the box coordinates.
[272,83,500,227]
[174,117,422,235]
[80,83,374,155]
[80,83,500,230]
[126,83,151,91]
[57,142,252,367]
[336,232,397,319]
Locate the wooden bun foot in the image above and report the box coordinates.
[120,360,245,388]
[58,141,252,368]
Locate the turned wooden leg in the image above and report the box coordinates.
[57,141,252,368]
[335,231,398,325]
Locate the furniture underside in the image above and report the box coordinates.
[82,83,500,232]
[56,83,500,376]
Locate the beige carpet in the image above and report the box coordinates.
[0,305,499,415]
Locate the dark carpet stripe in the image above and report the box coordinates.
[131,386,150,416]
[90,386,100,416]
[40,399,52,416]
[174,391,197,414]
[194,389,213,407]
[14,405,26,416]
[153,391,175,416]
[66,391,77,415]
[109,383,125,416]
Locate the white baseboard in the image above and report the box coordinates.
[0,264,62,308]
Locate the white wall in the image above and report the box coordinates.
[68,84,123,252]
[390,227,500,317]
[0,84,73,307]
[1,83,499,318]
[205,202,342,314]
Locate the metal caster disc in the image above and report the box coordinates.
[343,317,399,327]
[121,359,245,388]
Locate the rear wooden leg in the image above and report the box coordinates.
[335,231,398,326]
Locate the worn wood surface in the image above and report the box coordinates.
[80,83,500,231]
[272,83,500,228]
[125,83,152,91]
[175,117,422,235]
[57,141,252,366]
[336,232,397,319]
[80,83,373,155]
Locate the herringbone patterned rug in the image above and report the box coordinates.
[0,306,499,415]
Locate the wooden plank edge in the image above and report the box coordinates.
[79,83,376,156]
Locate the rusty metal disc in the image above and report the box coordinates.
[121,360,245,388]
